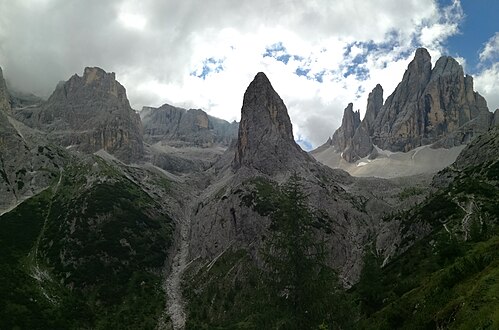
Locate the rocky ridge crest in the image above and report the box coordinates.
[14,67,144,163]
[141,103,237,147]
[328,48,493,162]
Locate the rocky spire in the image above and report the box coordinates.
[363,84,384,132]
[330,103,361,152]
[233,72,311,174]
[343,84,384,161]
[0,67,11,114]
[370,48,491,152]
[370,48,432,151]
[324,47,493,162]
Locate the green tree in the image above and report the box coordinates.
[469,216,486,242]
[436,232,463,266]
[357,246,384,316]
[262,173,350,329]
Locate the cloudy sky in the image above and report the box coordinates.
[0,0,498,149]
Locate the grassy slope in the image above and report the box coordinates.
[184,177,353,329]
[184,131,499,329]
[0,189,69,329]
[0,156,175,329]
[356,151,499,329]
[184,178,276,329]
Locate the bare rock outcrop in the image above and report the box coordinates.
[0,68,66,212]
[327,48,493,162]
[343,85,383,161]
[14,67,143,163]
[233,72,312,175]
[330,103,361,154]
[188,72,421,284]
[141,103,237,147]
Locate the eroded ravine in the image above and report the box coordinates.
[159,199,194,330]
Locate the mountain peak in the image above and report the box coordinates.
[82,67,115,85]
[414,47,431,60]
[14,67,144,163]
[431,56,463,79]
[330,103,361,153]
[325,48,492,162]
[56,67,126,103]
[233,72,310,174]
[402,47,432,92]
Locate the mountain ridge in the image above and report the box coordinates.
[324,48,494,164]
[13,67,144,163]
[0,47,498,329]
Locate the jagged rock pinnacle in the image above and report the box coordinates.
[327,47,493,162]
[372,47,492,151]
[233,72,310,174]
[330,103,360,152]
[343,85,384,161]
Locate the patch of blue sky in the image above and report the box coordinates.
[264,42,304,65]
[296,136,313,151]
[263,42,286,56]
[439,0,499,72]
[342,53,369,78]
[295,67,310,77]
[314,71,325,83]
[355,85,365,99]
[276,54,292,64]
[342,61,370,80]
[191,57,224,79]
[343,38,407,69]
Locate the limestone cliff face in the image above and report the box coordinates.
[188,72,422,285]
[0,67,11,114]
[343,85,383,161]
[233,72,311,175]
[0,70,65,212]
[141,103,237,147]
[15,67,143,163]
[328,48,493,162]
[330,103,361,154]
[371,48,433,152]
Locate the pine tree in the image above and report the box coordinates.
[262,173,349,329]
[357,246,384,316]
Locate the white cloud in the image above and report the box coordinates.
[479,32,499,63]
[0,0,467,148]
[118,13,147,30]
[475,62,499,111]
